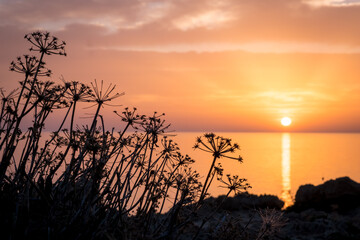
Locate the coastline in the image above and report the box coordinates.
[174,176,360,239]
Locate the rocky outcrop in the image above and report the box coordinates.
[280,207,360,240]
[279,177,360,239]
[202,193,284,212]
[177,177,360,239]
[292,177,360,211]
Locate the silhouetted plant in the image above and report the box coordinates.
[256,208,286,240]
[0,31,254,240]
[25,31,66,56]
[194,133,248,203]
[10,55,52,77]
[219,174,251,196]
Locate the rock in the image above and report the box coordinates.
[203,193,284,211]
[180,177,360,239]
[238,194,284,210]
[293,177,360,211]
[300,208,328,221]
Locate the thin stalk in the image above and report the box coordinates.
[0,52,45,183]
[198,155,218,204]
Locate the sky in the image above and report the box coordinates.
[0,0,360,132]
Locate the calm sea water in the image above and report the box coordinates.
[11,132,359,209]
[172,132,360,207]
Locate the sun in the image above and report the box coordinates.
[281,117,292,126]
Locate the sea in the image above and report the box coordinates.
[172,132,360,208]
[9,131,360,209]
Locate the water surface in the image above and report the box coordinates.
[173,132,360,207]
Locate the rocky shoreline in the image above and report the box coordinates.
[177,177,360,240]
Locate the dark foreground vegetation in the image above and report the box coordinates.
[0,32,254,239]
[1,32,359,240]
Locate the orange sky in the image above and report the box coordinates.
[0,0,360,132]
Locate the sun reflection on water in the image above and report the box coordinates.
[281,133,293,208]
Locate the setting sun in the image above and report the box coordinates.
[281,117,292,126]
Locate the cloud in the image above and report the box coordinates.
[89,42,360,53]
[304,0,360,7]
[172,9,234,31]
[0,0,172,32]
[2,0,360,50]
[255,90,336,103]
[208,89,336,105]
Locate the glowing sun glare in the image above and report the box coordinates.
[281,117,292,126]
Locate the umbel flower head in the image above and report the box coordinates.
[10,55,51,77]
[25,31,66,56]
[88,79,124,106]
[1,88,18,109]
[193,133,243,162]
[194,133,244,203]
[258,208,286,238]
[25,80,67,109]
[114,107,145,126]
[63,80,93,103]
[140,112,171,143]
[219,174,251,195]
